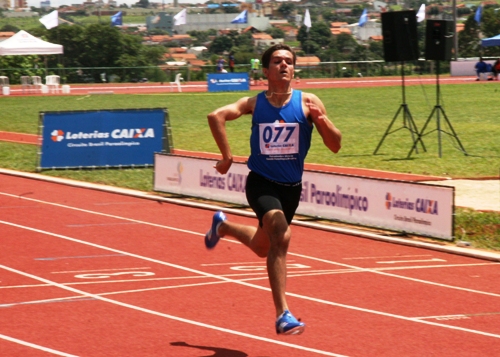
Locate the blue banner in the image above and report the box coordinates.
[207,73,250,92]
[39,108,168,170]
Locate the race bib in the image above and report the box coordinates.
[259,122,299,155]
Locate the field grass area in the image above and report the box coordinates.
[1,14,160,30]
[1,84,499,177]
[0,83,498,249]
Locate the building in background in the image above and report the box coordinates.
[147,12,175,35]
[152,11,270,34]
[40,1,51,9]
[16,0,28,8]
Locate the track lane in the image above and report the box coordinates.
[1,174,500,356]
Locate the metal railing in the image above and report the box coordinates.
[0,59,452,85]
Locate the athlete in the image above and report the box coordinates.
[205,44,342,335]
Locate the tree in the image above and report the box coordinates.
[135,0,149,9]
[265,27,285,39]
[297,21,332,51]
[233,32,253,52]
[209,35,233,54]
[458,16,481,58]
[278,3,295,19]
[350,5,365,18]
[0,24,20,32]
[321,9,336,23]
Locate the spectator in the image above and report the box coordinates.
[492,58,500,80]
[250,58,260,83]
[475,57,489,81]
[216,56,226,73]
[228,53,235,73]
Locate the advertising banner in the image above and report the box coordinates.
[207,73,249,92]
[154,153,454,240]
[39,108,169,170]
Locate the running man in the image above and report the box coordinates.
[205,44,342,335]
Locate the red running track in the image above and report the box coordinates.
[1,172,500,356]
[1,74,481,97]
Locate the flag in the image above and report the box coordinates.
[474,5,482,24]
[231,10,247,24]
[416,4,425,23]
[359,8,368,27]
[174,9,187,26]
[111,11,122,26]
[304,9,311,32]
[39,10,59,30]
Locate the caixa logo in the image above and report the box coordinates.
[385,192,438,215]
[111,128,155,139]
[50,128,155,142]
[51,129,64,142]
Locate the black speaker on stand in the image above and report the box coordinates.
[408,20,467,158]
[374,10,425,155]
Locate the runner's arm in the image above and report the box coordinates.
[207,96,255,174]
[303,93,342,153]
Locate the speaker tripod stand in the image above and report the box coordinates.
[407,60,467,158]
[374,61,425,155]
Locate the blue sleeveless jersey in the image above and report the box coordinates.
[247,90,313,183]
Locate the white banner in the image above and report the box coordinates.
[154,154,454,239]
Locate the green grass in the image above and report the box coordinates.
[0,14,162,30]
[1,85,499,177]
[0,83,499,249]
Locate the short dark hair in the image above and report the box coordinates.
[261,44,296,69]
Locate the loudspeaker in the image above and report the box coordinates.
[425,20,454,61]
[381,10,419,62]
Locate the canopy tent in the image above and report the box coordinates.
[481,34,500,47]
[0,30,63,56]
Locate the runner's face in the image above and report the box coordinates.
[264,50,294,81]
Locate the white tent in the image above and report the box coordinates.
[0,30,63,56]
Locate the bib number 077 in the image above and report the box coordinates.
[259,122,299,155]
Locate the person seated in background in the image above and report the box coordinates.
[475,57,492,81]
[492,58,500,80]
[485,63,494,80]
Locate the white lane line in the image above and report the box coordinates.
[289,252,500,298]
[2,220,500,340]
[377,258,447,264]
[343,255,433,260]
[66,222,140,227]
[310,78,464,85]
[2,188,499,298]
[201,260,294,266]
[51,267,151,274]
[0,192,200,236]
[2,264,498,298]
[35,254,124,261]
[415,312,500,320]
[0,333,79,357]
[0,263,348,357]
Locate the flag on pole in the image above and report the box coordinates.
[304,9,311,32]
[416,4,426,23]
[231,10,248,24]
[111,11,122,26]
[474,5,482,24]
[39,10,59,30]
[359,8,368,27]
[174,9,187,26]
